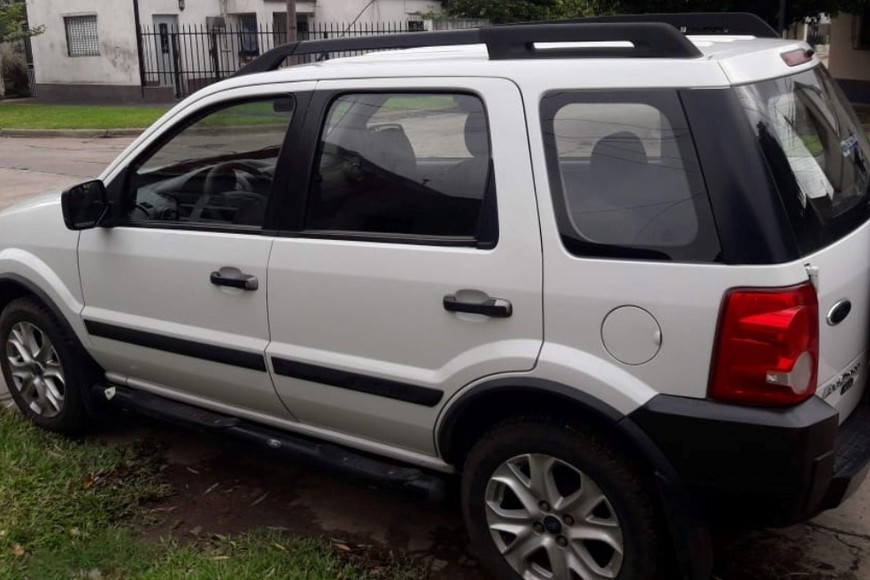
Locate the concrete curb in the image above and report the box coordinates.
[0,128,144,138]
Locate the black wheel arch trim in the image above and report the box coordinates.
[437,378,712,580]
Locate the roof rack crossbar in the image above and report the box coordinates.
[571,13,780,39]
[234,21,702,78]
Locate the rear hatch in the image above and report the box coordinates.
[737,65,870,422]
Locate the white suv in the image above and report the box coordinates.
[2,13,869,580]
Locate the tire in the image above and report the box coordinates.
[462,416,662,580]
[0,296,93,434]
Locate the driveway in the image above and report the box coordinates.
[1,135,870,578]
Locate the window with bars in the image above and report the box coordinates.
[64,15,100,57]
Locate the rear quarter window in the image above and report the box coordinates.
[540,91,720,262]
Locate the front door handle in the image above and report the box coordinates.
[210,267,258,291]
[443,293,512,318]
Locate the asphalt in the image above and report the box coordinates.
[2,135,870,578]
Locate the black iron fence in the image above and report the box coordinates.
[137,20,483,99]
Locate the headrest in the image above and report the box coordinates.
[464,111,490,160]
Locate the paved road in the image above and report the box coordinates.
[1,136,870,578]
[0,137,135,407]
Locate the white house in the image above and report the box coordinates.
[25,0,446,102]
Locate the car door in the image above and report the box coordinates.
[79,85,311,418]
[266,78,543,456]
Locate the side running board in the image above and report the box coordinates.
[93,384,446,502]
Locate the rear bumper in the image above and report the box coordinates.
[629,390,870,526]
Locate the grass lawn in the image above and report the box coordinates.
[0,409,423,579]
[0,103,169,130]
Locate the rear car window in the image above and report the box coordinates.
[737,67,870,255]
[305,93,496,245]
[540,91,720,261]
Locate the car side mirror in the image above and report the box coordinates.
[61,180,110,230]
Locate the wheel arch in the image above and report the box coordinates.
[0,273,81,340]
[437,378,631,468]
[436,377,714,579]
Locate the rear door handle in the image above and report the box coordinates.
[443,293,512,318]
[210,267,258,291]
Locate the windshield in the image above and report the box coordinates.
[737,66,870,255]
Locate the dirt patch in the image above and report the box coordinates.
[92,415,870,579]
[103,418,486,579]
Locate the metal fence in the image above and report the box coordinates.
[138,20,483,99]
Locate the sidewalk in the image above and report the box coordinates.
[0,128,143,139]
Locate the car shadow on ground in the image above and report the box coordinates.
[92,414,866,580]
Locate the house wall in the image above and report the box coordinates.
[25,0,444,103]
[25,0,142,101]
[828,13,870,103]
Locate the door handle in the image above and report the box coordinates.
[210,267,258,291]
[443,293,512,318]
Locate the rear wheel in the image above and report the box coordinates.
[462,416,662,579]
[0,297,91,434]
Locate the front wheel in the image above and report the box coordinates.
[462,416,662,579]
[0,297,92,434]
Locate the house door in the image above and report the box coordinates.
[152,15,179,92]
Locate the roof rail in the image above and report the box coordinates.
[570,13,780,39]
[234,21,702,77]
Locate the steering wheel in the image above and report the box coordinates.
[193,160,266,221]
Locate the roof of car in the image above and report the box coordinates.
[181,18,818,108]
[216,34,815,90]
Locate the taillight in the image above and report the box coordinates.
[709,282,819,406]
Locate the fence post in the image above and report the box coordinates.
[171,29,182,98]
[210,29,221,81]
[133,0,146,99]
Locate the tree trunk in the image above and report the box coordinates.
[0,52,5,98]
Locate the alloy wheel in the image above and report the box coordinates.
[485,453,624,579]
[5,321,65,418]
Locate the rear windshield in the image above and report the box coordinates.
[737,66,870,255]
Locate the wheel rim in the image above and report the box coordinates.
[485,453,624,580]
[4,322,65,418]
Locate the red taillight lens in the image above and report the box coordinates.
[710,283,819,406]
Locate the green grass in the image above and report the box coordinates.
[0,103,168,130]
[0,410,423,579]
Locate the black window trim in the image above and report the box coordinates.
[539,88,722,263]
[106,91,310,236]
[279,88,499,249]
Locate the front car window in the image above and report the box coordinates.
[737,67,870,255]
[127,97,294,229]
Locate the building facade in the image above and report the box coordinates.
[827,11,870,103]
[25,0,445,102]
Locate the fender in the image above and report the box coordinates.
[437,377,712,580]
[0,272,83,343]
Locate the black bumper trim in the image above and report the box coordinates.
[629,393,861,525]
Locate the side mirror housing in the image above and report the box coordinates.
[61,180,110,230]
